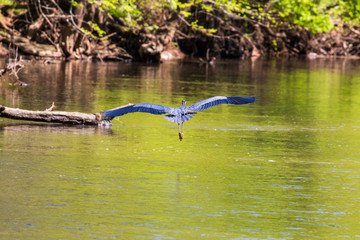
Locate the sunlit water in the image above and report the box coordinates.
[1,59,360,239]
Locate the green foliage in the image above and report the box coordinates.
[79,22,106,39]
[90,0,142,28]
[71,0,84,8]
[86,0,360,35]
[272,39,278,52]
[190,20,217,35]
[338,0,360,23]
[88,21,106,37]
[273,0,334,33]
[0,0,13,4]
[145,23,159,32]
[200,3,213,13]
[176,0,275,35]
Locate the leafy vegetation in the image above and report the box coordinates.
[87,0,360,34]
[339,0,360,23]
[272,0,334,33]
[1,0,360,60]
[2,0,360,36]
[0,0,13,4]
[2,0,360,35]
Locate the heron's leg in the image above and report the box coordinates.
[178,123,183,141]
[181,123,184,133]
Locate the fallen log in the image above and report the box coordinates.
[0,105,101,125]
[0,104,133,126]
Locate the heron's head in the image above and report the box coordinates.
[182,100,186,106]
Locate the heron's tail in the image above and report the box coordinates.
[164,113,196,124]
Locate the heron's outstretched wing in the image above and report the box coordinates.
[102,103,172,118]
[187,96,256,112]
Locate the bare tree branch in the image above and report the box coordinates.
[37,0,54,29]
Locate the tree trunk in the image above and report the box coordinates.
[0,105,102,125]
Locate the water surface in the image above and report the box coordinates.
[1,59,360,239]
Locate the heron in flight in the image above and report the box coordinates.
[102,96,256,140]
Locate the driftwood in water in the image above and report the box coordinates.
[0,105,100,125]
[0,103,134,125]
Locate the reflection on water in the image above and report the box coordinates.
[1,58,360,239]
[0,124,113,135]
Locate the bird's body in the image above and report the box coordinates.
[102,96,256,140]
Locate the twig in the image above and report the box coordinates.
[97,53,104,62]
[41,31,57,47]
[350,27,360,36]
[5,47,28,86]
[45,102,56,111]
[101,32,117,39]
[8,47,24,79]
[49,0,64,13]
[69,4,86,35]
[37,0,54,29]
[177,14,191,27]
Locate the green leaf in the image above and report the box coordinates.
[71,1,84,8]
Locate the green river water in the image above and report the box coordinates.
[0,59,359,239]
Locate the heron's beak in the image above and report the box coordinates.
[179,132,183,141]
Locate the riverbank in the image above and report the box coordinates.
[1,1,360,62]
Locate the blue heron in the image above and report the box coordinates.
[102,96,256,140]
